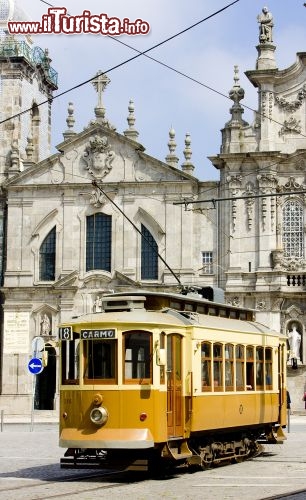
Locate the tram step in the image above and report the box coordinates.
[163,440,193,461]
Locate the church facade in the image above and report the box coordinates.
[0,4,305,412]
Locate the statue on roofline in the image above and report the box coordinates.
[257,7,273,43]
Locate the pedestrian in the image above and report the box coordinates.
[303,391,306,410]
[287,391,291,413]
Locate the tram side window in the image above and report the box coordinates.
[160,332,166,385]
[265,347,273,389]
[235,344,245,391]
[61,339,80,385]
[225,344,234,391]
[256,346,264,389]
[246,346,254,390]
[123,331,152,383]
[201,342,212,391]
[213,343,223,391]
[83,340,117,383]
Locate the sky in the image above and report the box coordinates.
[10,1,306,180]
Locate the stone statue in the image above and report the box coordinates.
[288,323,301,360]
[40,313,51,335]
[94,296,102,313]
[257,7,273,43]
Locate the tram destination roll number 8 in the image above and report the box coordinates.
[59,327,116,340]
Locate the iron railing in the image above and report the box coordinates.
[0,41,58,87]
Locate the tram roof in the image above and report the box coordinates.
[66,308,283,338]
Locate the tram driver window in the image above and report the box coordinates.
[83,340,117,383]
[61,338,80,385]
[123,331,152,383]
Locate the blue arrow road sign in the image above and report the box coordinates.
[28,357,43,375]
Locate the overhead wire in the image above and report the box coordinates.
[29,0,306,207]
[30,8,306,244]
[4,1,306,230]
[0,0,241,126]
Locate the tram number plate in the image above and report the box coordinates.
[81,329,116,339]
[59,326,73,340]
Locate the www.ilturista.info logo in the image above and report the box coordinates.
[8,8,151,36]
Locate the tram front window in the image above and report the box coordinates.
[62,339,79,385]
[84,340,117,383]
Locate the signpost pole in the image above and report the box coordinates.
[30,375,35,432]
[28,355,44,431]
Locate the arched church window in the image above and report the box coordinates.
[282,200,304,258]
[86,213,111,272]
[141,224,158,280]
[39,226,56,281]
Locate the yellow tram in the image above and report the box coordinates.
[58,291,287,471]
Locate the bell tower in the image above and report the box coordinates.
[0,0,58,178]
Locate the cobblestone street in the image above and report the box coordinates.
[0,415,306,499]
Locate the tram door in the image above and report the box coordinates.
[167,334,183,437]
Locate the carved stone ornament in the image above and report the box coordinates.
[279,176,304,193]
[227,296,240,307]
[279,116,302,136]
[256,300,266,311]
[275,84,306,112]
[243,183,255,231]
[295,157,306,171]
[83,135,115,179]
[90,187,106,207]
[271,249,306,272]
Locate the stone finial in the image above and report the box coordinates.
[165,126,179,167]
[25,133,34,160]
[10,138,20,174]
[227,65,247,126]
[63,102,77,140]
[91,70,115,130]
[229,66,244,106]
[124,99,139,141]
[181,133,194,174]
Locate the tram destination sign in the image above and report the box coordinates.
[81,329,116,339]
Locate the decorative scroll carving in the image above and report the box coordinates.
[284,258,306,272]
[243,182,255,230]
[278,176,306,196]
[275,84,306,112]
[270,194,276,231]
[227,175,242,233]
[271,249,306,272]
[260,91,273,121]
[89,187,106,207]
[257,174,278,231]
[227,296,240,307]
[256,300,266,311]
[261,91,267,121]
[295,157,306,171]
[279,116,302,136]
[83,135,115,179]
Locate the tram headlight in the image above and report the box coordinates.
[90,406,108,426]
